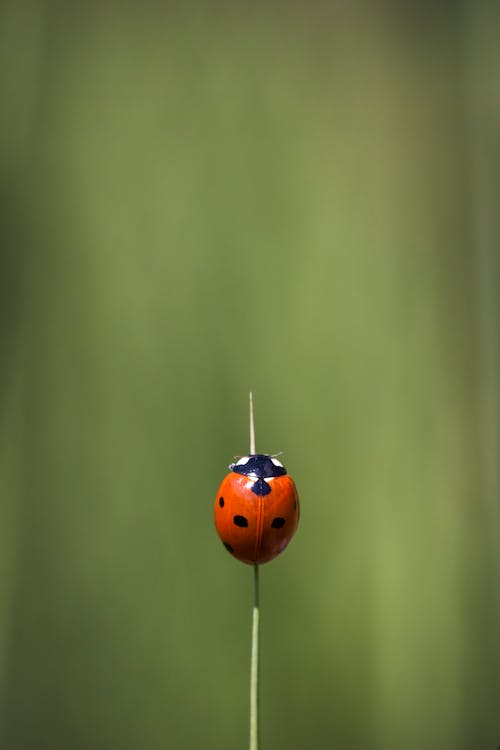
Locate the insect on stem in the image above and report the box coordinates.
[214,391,299,749]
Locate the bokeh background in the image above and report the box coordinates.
[1,1,499,749]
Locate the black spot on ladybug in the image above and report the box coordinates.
[271,517,286,528]
[251,478,271,496]
[223,542,233,553]
[219,497,224,508]
[233,515,248,527]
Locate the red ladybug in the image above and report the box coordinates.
[214,454,300,565]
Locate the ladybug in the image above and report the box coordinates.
[214,454,300,565]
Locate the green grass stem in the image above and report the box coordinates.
[249,392,259,750]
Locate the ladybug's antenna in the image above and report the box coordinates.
[249,391,256,455]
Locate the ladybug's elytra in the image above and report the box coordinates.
[214,454,300,565]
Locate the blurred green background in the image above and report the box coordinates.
[1,1,499,749]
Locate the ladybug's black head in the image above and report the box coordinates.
[230,454,287,479]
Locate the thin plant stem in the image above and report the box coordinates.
[249,391,256,455]
[249,391,259,750]
[250,562,260,750]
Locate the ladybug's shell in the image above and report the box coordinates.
[214,472,300,565]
